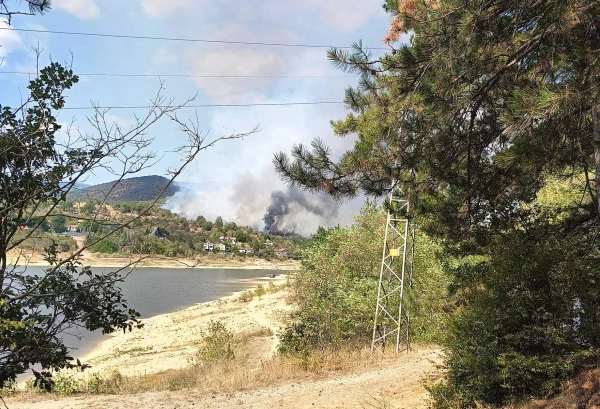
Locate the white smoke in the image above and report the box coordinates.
[164,169,362,236]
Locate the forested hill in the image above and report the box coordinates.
[68,175,179,202]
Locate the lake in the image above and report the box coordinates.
[59,267,286,358]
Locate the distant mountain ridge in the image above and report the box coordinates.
[68,175,179,202]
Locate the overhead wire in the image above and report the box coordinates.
[61,101,344,110]
[0,27,363,111]
[0,26,388,50]
[0,70,354,79]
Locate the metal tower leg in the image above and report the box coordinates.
[371,189,415,355]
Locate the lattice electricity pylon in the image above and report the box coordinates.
[371,188,415,355]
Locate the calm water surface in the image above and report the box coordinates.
[63,267,284,358]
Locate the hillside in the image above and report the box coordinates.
[68,175,178,202]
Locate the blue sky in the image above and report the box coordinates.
[1,0,391,233]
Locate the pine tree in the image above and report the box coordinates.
[275,0,600,236]
[275,1,600,405]
[0,0,51,24]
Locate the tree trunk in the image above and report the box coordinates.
[593,104,600,220]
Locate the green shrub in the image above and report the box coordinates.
[90,238,117,254]
[87,371,123,394]
[279,204,449,355]
[254,284,266,299]
[197,320,235,364]
[52,373,79,395]
[0,380,17,396]
[433,224,600,407]
[279,205,383,354]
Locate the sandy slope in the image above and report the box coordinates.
[6,281,442,409]
[75,275,292,378]
[8,348,442,409]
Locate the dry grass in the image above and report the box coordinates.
[118,345,394,394]
[236,281,288,303]
[505,368,600,409]
[9,345,408,401]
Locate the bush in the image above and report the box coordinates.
[90,238,117,254]
[279,204,450,355]
[0,380,17,396]
[279,205,384,354]
[87,371,123,394]
[52,373,79,395]
[197,320,235,364]
[433,223,600,407]
[237,290,253,302]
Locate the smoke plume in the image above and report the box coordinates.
[164,170,361,237]
[263,188,340,235]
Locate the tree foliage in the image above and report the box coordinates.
[275,0,600,238]
[0,62,253,386]
[433,211,600,406]
[275,1,600,405]
[0,0,50,24]
[279,205,448,354]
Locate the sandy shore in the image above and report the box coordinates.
[71,274,292,379]
[7,249,300,270]
[6,273,446,409]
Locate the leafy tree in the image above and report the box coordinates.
[275,1,600,405]
[235,231,248,243]
[80,200,97,215]
[0,64,141,387]
[59,200,74,212]
[432,213,600,406]
[50,215,67,234]
[81,218,99,233]
[215,216,224,229]
[196,215,206,225]
[89,239,117,254]
[279,205,448,354]
[0,63,253,387]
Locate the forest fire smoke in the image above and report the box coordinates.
[262,188,339,235]
[164,172,359,237]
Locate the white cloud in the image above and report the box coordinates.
[191,49,285,102]
[140,0,195,17]
[292,0,381,31]
[0,22,23,65]
[54,0,100,20]
[152,47,179,65]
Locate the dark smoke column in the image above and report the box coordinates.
[263,191,290,234]
[262,188,341,236]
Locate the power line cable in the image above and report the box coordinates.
[0,27,388,50]
[0,70,354,79]
[61,101,344,110]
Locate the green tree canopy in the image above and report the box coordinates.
[0,61,251,387]
[275,1,600,405]
[50,215,67,234]
[275,0,600,239]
